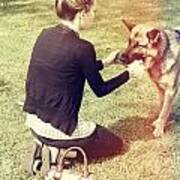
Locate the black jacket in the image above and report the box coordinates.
[23,24,129,135]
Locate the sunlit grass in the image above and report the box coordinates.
[0,0,180,179]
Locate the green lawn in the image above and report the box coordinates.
[0,0,180,179]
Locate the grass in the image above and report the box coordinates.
[0,0,180,179]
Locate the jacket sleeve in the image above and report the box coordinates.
[79,42,129,97]
[95,60,104,71]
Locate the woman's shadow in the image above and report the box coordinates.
[108,115,156,155]
[87,102,159,163]
[108,100,179,156]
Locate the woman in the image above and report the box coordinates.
[23,0,142,175]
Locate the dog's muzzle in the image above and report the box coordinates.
[115,52,134,66]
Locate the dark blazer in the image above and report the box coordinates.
[23,24,129,135]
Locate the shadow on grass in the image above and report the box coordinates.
[109,115,156,155]
[83,115,157,167]
[0,79,11,93]
[108,107,179,157]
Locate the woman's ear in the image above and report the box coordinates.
[79,9,94,30]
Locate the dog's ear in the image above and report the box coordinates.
[147,29,160,44]
[122,19,136,31]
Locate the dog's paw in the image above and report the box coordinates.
[152,120,164,137]
[153,127,164,138]
[152,120,159,128]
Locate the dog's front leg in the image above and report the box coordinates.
[152,88,175,137]
[155,83,165,111]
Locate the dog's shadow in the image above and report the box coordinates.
[108,115,156,155]
[109,111,179,156]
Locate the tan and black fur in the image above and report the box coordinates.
[117,20,180,137]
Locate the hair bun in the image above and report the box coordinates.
[66,0,94,12]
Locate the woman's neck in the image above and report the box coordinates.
[60,16,80,33]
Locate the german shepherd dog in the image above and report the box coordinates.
[117,20,180,137]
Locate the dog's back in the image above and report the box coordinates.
[162,28,180,75]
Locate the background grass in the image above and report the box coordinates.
[0,0,180,179]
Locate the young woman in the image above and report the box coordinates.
[23,0,142,175]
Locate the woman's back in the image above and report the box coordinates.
[24,24,93,134]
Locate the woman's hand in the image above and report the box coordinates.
[102,50,120,68]
[127,60,145,78]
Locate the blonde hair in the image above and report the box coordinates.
[66,0,94,12]
[55,0,94,20]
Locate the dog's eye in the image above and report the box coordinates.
[138,44,147,48]
[134,32,139,37]
[131,41,139,48]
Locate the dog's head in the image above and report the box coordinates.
[117,20,162,68]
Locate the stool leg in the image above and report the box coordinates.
[48,147,78,170]
[31,139,43,175]
[48,146,59,169]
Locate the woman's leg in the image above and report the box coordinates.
[32,125,123,161]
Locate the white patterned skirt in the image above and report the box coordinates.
[25,113,96,140]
